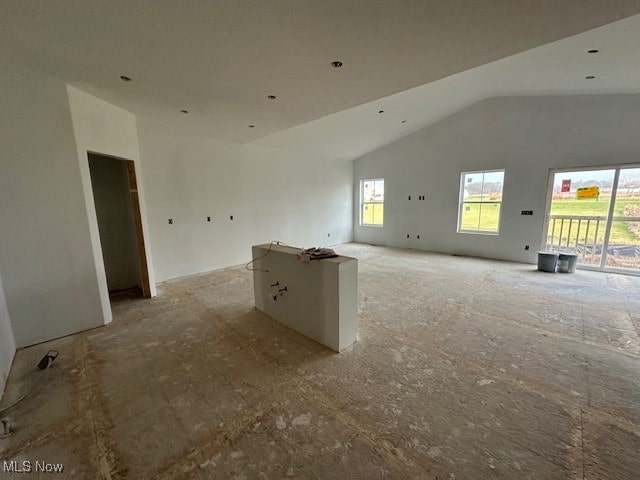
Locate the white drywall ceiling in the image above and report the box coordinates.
[254,14,640,159]
[2,1,640,145]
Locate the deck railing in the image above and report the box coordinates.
[545,214,640,268]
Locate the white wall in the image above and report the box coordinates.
[88,154,142,292]
[67,86,157,324]
[0,67,105,347]
[0,65,348,346]
[354,95,640,263]
[138,124,354,281]
[0,271,16,401]
[252,244,357,352]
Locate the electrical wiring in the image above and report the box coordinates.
[0,351,57,414]
[245,240,288,272]
[0,383,38,414]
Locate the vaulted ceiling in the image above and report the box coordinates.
[3,1,640,157]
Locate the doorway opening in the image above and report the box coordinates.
[88,153,151,299]
[543,165,640,274]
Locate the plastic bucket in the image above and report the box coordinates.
[557,253,578,273]
[537,252,558,273]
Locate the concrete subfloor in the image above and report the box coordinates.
[1,243,639,479]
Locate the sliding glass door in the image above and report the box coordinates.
[604,167,640,270]
[544,165,640,274]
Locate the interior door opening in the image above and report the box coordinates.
[543,165,640,274]
[88,153,151,299]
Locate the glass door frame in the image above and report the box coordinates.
[542,162,640,276]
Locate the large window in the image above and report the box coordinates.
[458,170,505,234]
[360,179,384,226]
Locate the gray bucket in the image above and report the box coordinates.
[557,253,578,273]
[538,251,558,273]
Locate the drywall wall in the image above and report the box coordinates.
[67,86,157,324]
[252,244,358,352]
[88,154,142,292]
[0,271,16,401]
[0,66,105,347]
[137,124,354,281]
[354,95,640,263]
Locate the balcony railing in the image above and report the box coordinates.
[545,214,640,269]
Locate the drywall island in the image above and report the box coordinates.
[252,244,358,352]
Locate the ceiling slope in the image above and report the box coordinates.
[252,14,640,159]
[2,0,640,144]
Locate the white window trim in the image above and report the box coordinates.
[360,178,384,227]
[457,169,505,235]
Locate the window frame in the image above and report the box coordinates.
[360,178,385,227]
[457,169,505,235]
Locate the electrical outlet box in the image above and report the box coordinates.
[521,210,533,216]
[525,245,530,250]
[168,219,173,225]
[207,216,211,222]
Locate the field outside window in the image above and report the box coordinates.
[361,179,384,226]
[458,170,505,234]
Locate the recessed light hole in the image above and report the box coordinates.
[120,75,132,81]
[267,95,276,100]
[180,109,189,114]
[248,125,255,128]
[588,49,599,53]
[378,110,384,114]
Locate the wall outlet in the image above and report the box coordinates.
[408,195,411,200]
[230,215,234,220]
[417,235,420,239]
[207,216,211,222]
[327,233,331,237]
[168,219,173,225]
[525,245,530,250]
[406,234,410,238]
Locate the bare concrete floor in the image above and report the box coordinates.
[1,243,639,479]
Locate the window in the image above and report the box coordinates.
[360,179,384,226]
[458,170,505,234]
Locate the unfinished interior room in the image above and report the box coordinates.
[2,1,640,479]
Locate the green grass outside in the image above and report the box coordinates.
[459,202,501,232]
[362,203,384,225]
[548,198,640,245]
[360,197,640,245]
